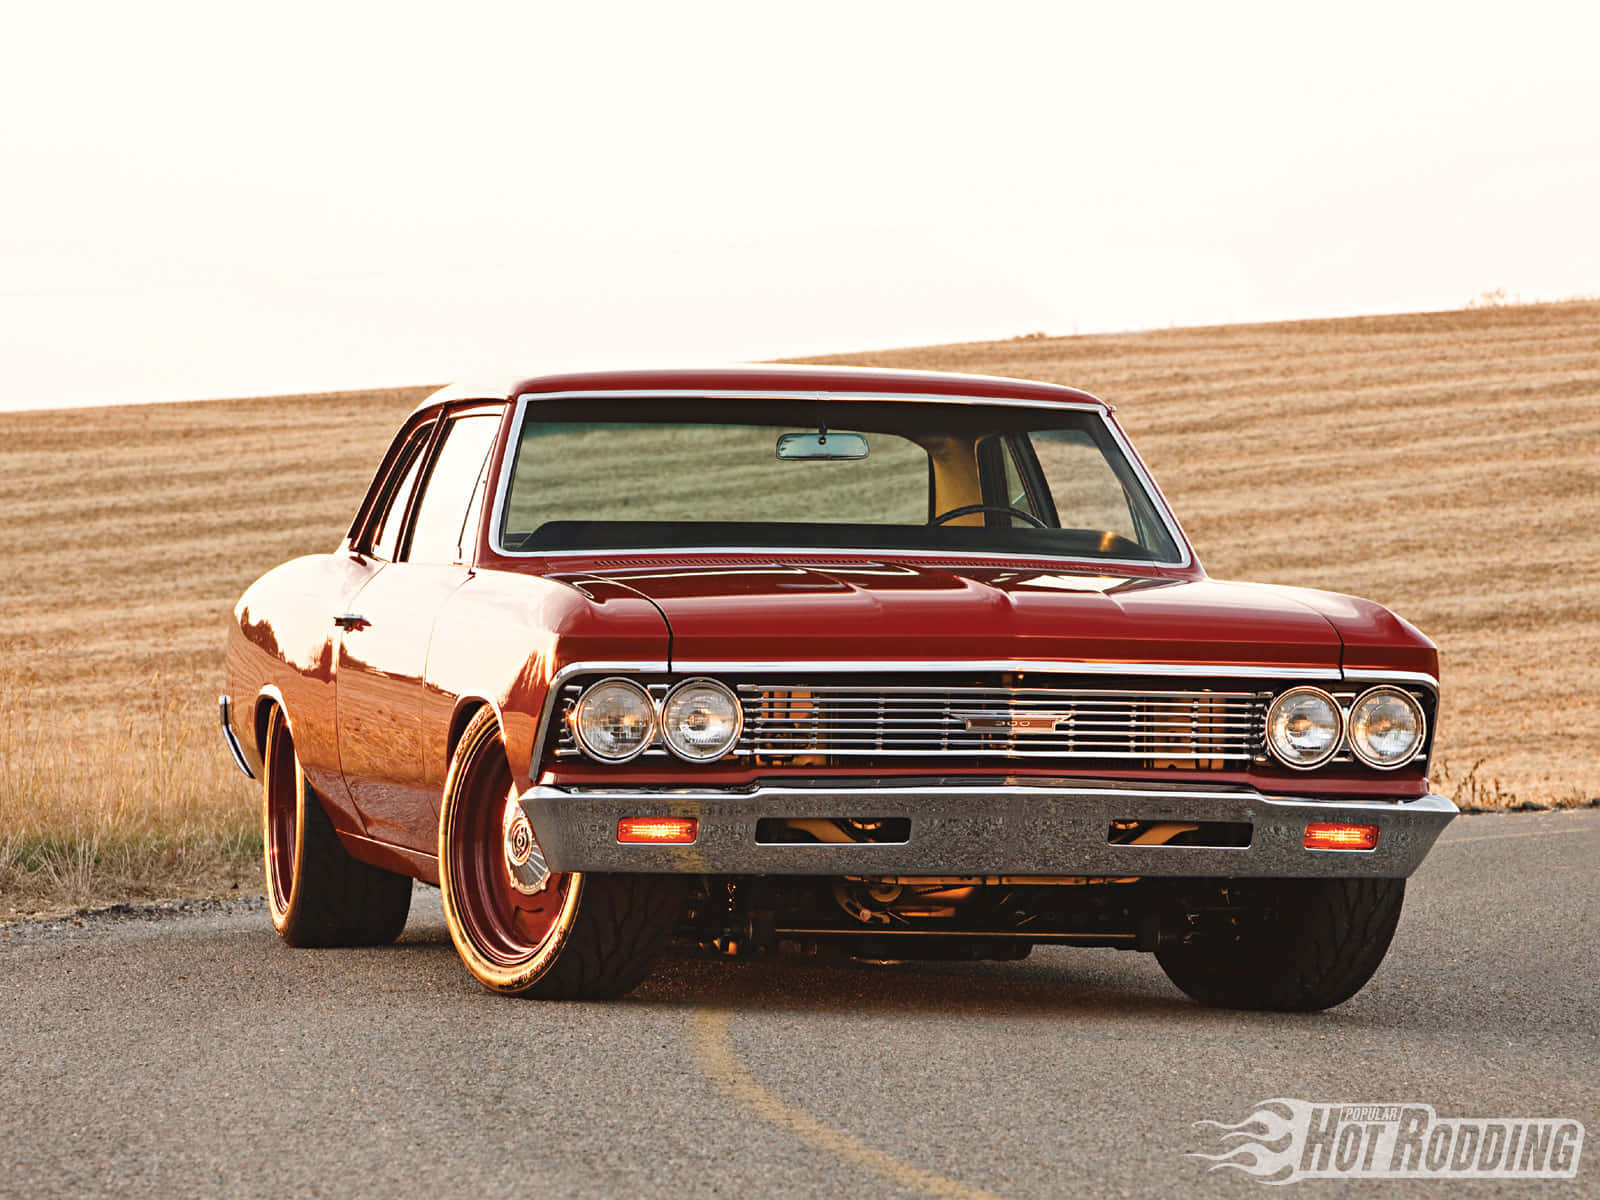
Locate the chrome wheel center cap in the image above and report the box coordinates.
[502,793,550,895]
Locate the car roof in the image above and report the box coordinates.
[410,363,1106,418]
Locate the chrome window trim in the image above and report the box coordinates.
[487,389,1193,569]
[518,544,1182,571]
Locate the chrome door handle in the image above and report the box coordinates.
[333,613,369,631]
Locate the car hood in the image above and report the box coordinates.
[559,562,1345,672]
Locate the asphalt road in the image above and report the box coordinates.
[2,809,1595,1199]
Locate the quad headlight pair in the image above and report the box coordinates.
[570,677,742,763]
[1265,685,1426,770]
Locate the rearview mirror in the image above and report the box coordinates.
[776,431,869,461]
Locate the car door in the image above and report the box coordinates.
[335,406,503,852]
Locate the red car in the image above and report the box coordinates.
[221,365,1454,1009]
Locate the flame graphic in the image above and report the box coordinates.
[1188,1099,1319,1185]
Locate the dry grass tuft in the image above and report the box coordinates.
[0,665,262,914]
[3,302,1597,909]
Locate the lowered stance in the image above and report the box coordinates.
[222,366,1453,1009]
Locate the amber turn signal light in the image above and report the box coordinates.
[617,816,698,845]
[1303,822,1380,851]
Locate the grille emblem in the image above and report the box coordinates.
[958,712,1072,733]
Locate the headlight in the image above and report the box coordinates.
[572,678,656,762]
[660,678,742,761]
[1347,686,1425,769]
[1265,686,1343,769]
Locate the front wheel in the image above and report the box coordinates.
[1155,877,1405,1011]
[438,709,682,998]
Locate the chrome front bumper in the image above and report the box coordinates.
[518,780,1457,879]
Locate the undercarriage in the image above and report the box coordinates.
[678,871,1283,962]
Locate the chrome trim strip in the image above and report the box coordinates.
[746,749,1245,759]
[218,695,255,780]
[535,782,1459,810]
[554,748,1255,760]
[674,659,1337,680]
[540,783,1279,802]
[741,683,1262,698]
[487,388,1193,568]
[1260,792,1456,814]
[1341,668,1440,697]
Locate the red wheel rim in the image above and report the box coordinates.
[264,715,298,915]
[448,737,569,968]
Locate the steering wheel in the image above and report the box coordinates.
[928,504,1048,529]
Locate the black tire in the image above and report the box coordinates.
[524,873,686,999]
[1155,877,1405,1011]
[261,706,412,948]
[438,708,683,998]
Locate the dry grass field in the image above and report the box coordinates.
[3,300,1596,912]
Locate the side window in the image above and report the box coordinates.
[368,423,435,562]
[404,414,502,564]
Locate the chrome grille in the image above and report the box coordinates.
[548,676,1433,767]
[551,679,1265,762]
[737,684,1263,761]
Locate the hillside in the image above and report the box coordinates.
[3,300,1596,908]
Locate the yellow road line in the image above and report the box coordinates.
[1437,825,1600,846]
[688,1008,1006,1200]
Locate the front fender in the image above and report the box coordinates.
[423,570,670,793]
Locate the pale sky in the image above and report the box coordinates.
[4,1,1597,410]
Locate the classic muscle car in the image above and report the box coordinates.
[221,365,1454,1009]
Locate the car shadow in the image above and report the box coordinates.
[635,945,1203,1020]
[385,906,1200,1017]
[383,888,1509,1030]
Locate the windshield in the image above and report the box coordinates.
[497,397,1183,563]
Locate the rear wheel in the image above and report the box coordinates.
[261,706,412,947]
[438,709,682,998]
[1155,877,1405,1011]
